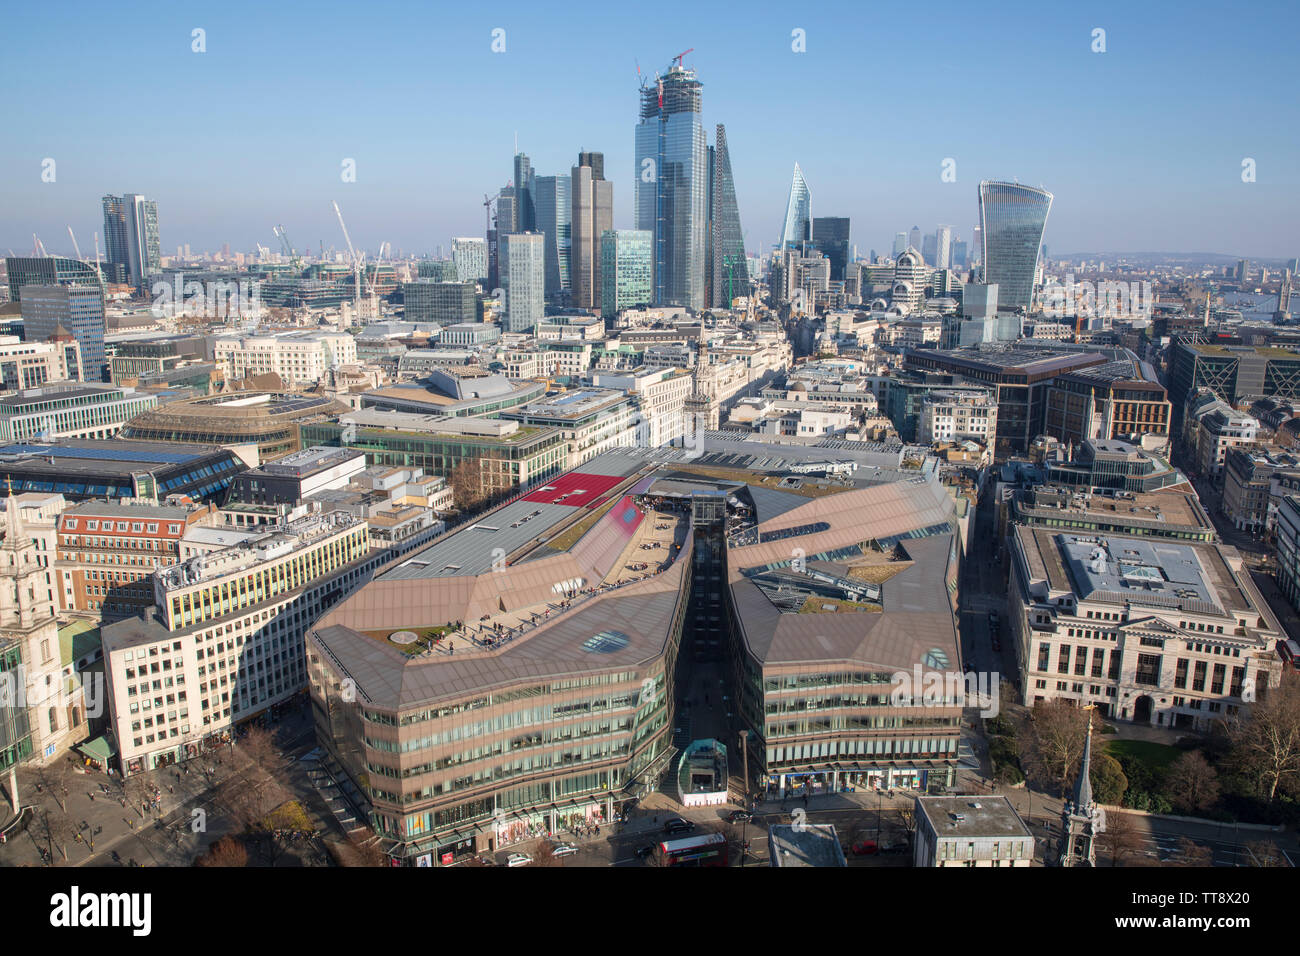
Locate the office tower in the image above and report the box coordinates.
[20,284,107,381]
[601,230,653,318]
[496,187,518,237]
[971,225,982,267]
[533,175,572,301]
[812,217,851,282]
[779,163,812,249]
[404,281,478,324]
[571,153,614,311]
[1288,258,1299,275]
[500,233,545,332]
[951,239,968,270]
[451,237,488,285]
[1237,258,1250,283]
[576,151,605,182]
[977,181,1053,312]
[893,232,908,257]
[513,153,535,232]
[417,260,457,281]
[709,124,749,307]
[102,194,160,291]
[909,225,922,252]
[935,225,953,271]
[4,257,103,303]
[922,233,937,265]
[635,61,708,310]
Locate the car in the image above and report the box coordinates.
[506,853,532,867]
[550,843,579,857]
[880,842,909,854]
[728,809,754,823]
[635,845,655,859]
[663,817,696,834]
[850,840,879,856]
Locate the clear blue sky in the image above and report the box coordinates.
[3,0,1297,261]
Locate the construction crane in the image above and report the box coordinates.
[67,226,83,261]
[33,234,48,258]
[671,48,694,68]
[331,200,365,319]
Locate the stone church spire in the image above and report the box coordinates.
[1058,713,1104,867]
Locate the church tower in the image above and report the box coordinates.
[1057,717,1104,866]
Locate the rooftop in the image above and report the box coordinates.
[916,796,1031,839]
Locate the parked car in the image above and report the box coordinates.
[550,843,579,857]
[728,809,754,823]
[880,842,909,854]
[663,817,696,834]
[850,840,879,856]
[635,845,655,859]
[506,853,532,867]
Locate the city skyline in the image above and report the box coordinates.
[2,0,1297,261]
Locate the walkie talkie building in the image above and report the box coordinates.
[978,181,1052,312]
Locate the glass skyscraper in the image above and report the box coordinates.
[102,193,160,291]
[635,64,708,310]
[20,283,107,381]
[533,175,572,301]
[600,229,653,319]
[978,181,1053,312]
[812,216,850,282]
[500,233,545,333]
[779,163,811,249]
[708,124,749,308]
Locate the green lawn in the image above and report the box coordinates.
[1103,739,1182,769]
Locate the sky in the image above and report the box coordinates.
[2,0,1297,262]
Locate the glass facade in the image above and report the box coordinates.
[17,284,107,382]
[978,180,1052,312]
[635,66,708,310]
[600,230,652,319]
[709,124,749,307]
[533,175,571,299]
[779,163,811,248]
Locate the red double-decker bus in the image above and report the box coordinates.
[655,832,728,867]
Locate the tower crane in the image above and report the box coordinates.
[671,48,694,68]
[331,200,365,319]
[67,226,83,261]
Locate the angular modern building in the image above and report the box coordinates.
[977,181,1052,313]
[600,229,653,319]
[305,440,965,864]
[708,124,749,308]
[779,163,811,249]
[533,174,572,301]
[4,256,103,303]
[635,63,708,310]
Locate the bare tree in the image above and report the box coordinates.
[47,812,76,862]
[1175,835,1214,867]
[450,458,487,512]
[533,840,559,868]
[1164,751,1221,815]
[1097,811,1144,867]
[1245,839,1287,867]
[1222,671,1300,802]
[195,835,248,867]
[1019,701,1095,793]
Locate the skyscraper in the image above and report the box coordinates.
[779,163,811,249]
[709,124,749,307]
[451,237,488,285]
[533,175,572,301]
[978,181,1053,312]
[908,226,922,252]
[935,225,953,271]
[892,232,908,257]
[571,153,614,311]
[513,153,536,232]
[812,217,850,282]
[601,229,653,319]
[4,257,102,303]
[921,233,937,266]
[500,233,545,333]
[102,194,159,291]
[635,62,708,310]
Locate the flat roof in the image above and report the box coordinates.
[916,795,1031,839]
